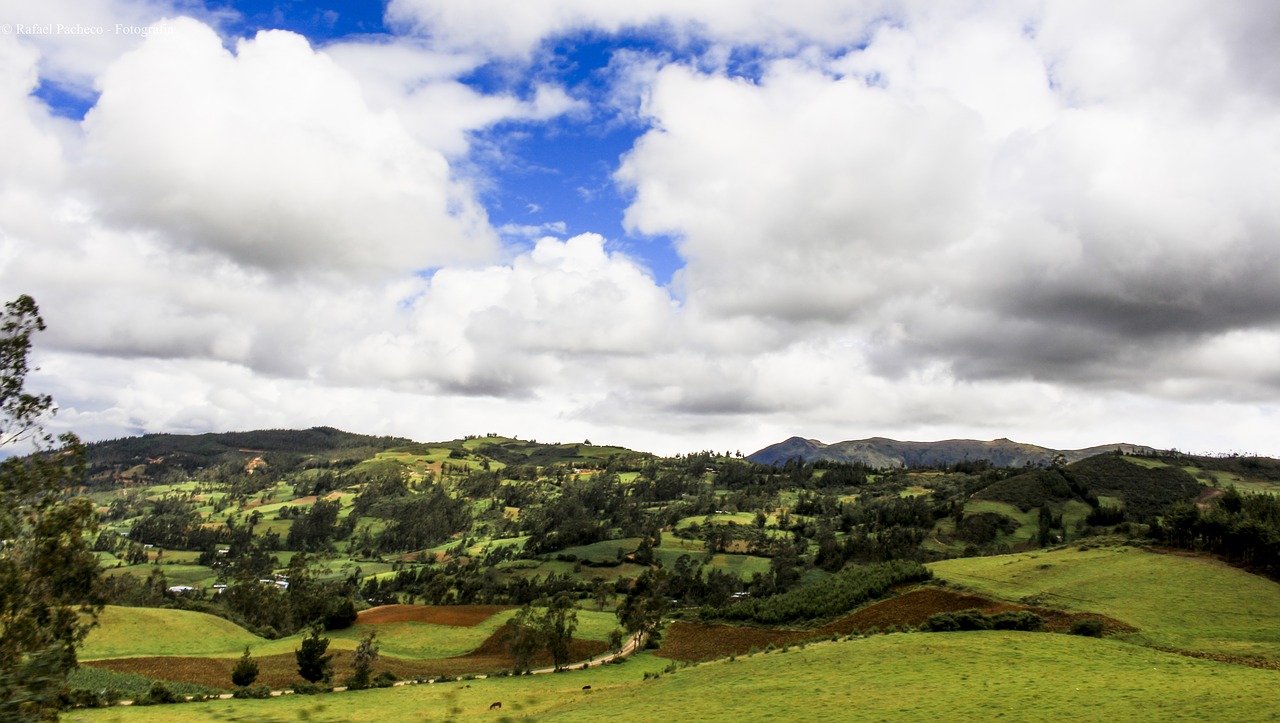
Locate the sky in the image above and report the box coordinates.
[1,0,1278,458]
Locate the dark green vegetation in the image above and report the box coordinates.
[706,560,931,625]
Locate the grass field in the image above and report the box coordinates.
[71,631,1280,722]
[81,607,265,660]
[930,543,1280,660]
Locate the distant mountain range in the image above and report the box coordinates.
[746,436,1157,469]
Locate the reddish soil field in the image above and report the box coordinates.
[820,588,1022,634]
[655,622,817,662]
[657,586,1136,662]
[85,624,607,690]
[356,604,510,627]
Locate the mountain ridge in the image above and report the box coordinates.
[746,436,1156,468]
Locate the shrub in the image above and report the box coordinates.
[231,685,272,699]
[373,671,398,688]
[990,611,1044,632]
[61,688,120,709]
[1070,619,1105,637]
[231,646,259,687]
[295,629,334,684]
[136,681,182,706]
[323,598,359,630]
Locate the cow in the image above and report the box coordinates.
[489,701,502,710]
[582,685,592,691]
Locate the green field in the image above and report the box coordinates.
[931,543,1280,660]
[71,632,1280,722]
[81,607,265,660]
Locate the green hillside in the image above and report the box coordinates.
[81,607,265,660]
[931,543,1280,660]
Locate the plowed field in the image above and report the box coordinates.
[657,586,1135,662]
[356,604,510,627]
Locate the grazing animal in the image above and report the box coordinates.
[582,685,592,691]
[490,701,502,710]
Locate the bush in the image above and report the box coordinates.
[292,682,330,695]
[372,671,398,688]
[990,611,1044,632]
[135,681,182,706]
[923,609,1045,633]
[61,687,121,709]
[323,597,359,630]
[231,646,259,687]
[1069,619,1105,637]
[231,685,273,699]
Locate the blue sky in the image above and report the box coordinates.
[2,0,1279,456]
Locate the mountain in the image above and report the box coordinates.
[746,436,1156,468]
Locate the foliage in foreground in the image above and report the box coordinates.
[0,295,102,721]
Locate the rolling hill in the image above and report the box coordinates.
[747,436,1155,468]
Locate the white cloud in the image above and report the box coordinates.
[330,233,678,394]
[79,18,499,279]
[618,60,987,323]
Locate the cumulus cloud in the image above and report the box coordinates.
[80,18,498,279]
[618,60,987,323]
[613,1,1280,410]
[330,233,678,395]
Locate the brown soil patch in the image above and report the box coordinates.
[85,624,607,690]
[657,586,1137,662]
[86,650,465,690]
[821,588,1023,634]
[655,622,816,661]
[1152,647,1280,670]
[824,587,1134,636]
[356,604,510,627]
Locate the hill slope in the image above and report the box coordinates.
[747,436,1154,468]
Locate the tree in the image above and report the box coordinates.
[295,628,334,684]
[543,593,578,671]
[505,604,543,674]
[231,646,259,687]
[0,295,102,721]
[607,628,625,655]
[617,568,669,647]
[345,631,379,690]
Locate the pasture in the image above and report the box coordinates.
[931,543,1280,661]
[70,632,1280,722]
